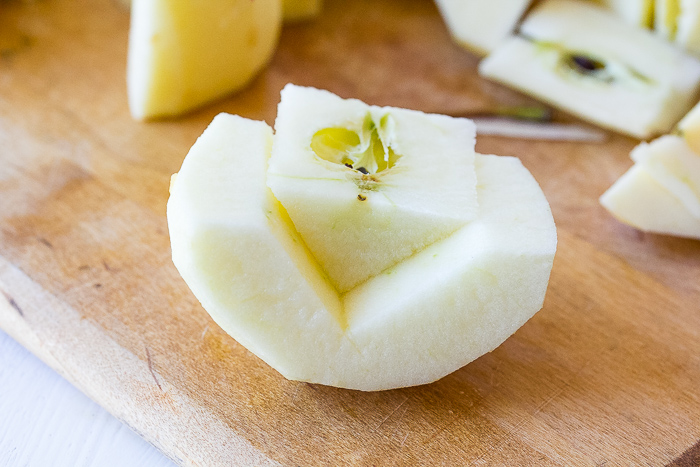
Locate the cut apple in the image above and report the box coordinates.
[600,135,700,239]
[596,0,653,27]
[282,0,322,22]
[167,106,557,391]
[433,0,533,55]
[267,85,478,293]
[656,0,681,40]
[127,0,282,120]
[679,100,700,153]
[676,0,700,56]
[479,0,700,139]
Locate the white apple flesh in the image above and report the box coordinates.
[479,0,700,138]
[600,135,700,239]
[127,0,282,120]
[168,111,557,391]
[282,0,322,22]
[433,0,533,55]
[267,85,478,293]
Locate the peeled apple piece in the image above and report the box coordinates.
[676,0,700,56]
[167,109,557,391]
[679,97,700,155]
[656,0,681,40]
[267,85,478,293]
[433,0,533,55]
[596,0,653,27]
[479,0,700,139]
[127,0,281,120]
[600,136,700,239]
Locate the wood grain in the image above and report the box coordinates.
[1,0,699,465]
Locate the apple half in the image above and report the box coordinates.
[127,0,282,120]
[433,0,533,55]
[167,94,557,391]
[479,0,700,139]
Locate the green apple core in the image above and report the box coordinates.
[311,112,400,176]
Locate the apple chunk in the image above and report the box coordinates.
[267,85,478,293]
[168,112,556,391]
[479,0,700,138]
[127,0,281,120]
[434,0,533,55]
[600,135,700,239]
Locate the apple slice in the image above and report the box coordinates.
[267,85,478,292]
[167,112,557,391]
[676,0,700,56]
[127,0,282,120]
[656,0,681,40]
[479,0,700,138]
[629,135,700,218]
[283,0,322,22]
[596,0,653,27]
[600,164,700,240]
[679,100,700,154]
[433,0,533,55]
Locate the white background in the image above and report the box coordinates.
[0,329,175,467]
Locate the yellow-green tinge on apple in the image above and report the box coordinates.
[676,0,700,56]
[595,0,653,28]
[282,0,322,22]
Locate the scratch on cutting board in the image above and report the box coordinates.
[2,290,24,317]
[373,397,408,432]
[145,346,163,391]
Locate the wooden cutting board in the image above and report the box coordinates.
[2,0,700,465]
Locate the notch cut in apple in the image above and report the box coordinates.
[267,85,478,293]
[127,0,281,120]
[479,0,700,139]
[168,103,557,391]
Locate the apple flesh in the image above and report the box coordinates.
[600,135,700,239]
[596,0,653,27]
[479,0,700,138]
[267,85,478,293]
[676,0,700,56]
[167,109,557,391]
[433,0,533,55]
[127,0,282,120]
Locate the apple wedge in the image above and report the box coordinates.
[433,0,533,55]
[479,0,700,139]
[127,0,282,120]
[267,85,478,293]
[168,105,557,391]
[676,0,700,56]
[600,135,700,239]
[596,0,653,27]
[679,100,700,153]
[656,0,681,40]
